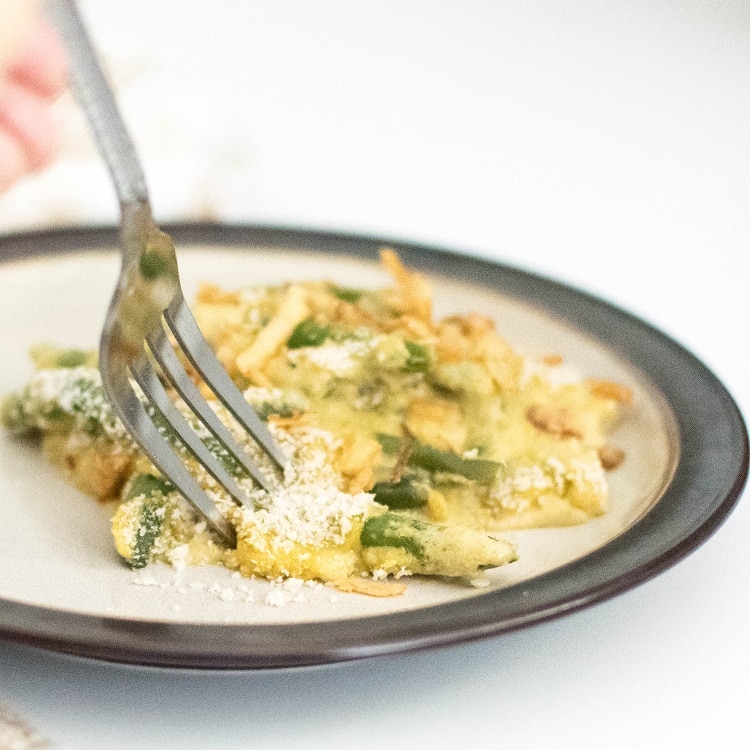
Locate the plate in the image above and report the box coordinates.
[0,224,746,670]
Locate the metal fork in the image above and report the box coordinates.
[46,0,287,545]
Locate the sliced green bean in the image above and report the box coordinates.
[403,341,431,373]
[329,284,364,303]
[361,512,518,578]
[30,344,95,370]
[372,477,429,509]
[124,472,172,501]
[376,434,500,484]
[360,513,427,561]
[117,472,173,568]
[287,318,331,349]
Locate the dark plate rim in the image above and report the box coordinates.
[0,222,747,670]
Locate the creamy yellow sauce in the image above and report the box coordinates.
[1,250,630,594]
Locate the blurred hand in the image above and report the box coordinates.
[0,13,67,193]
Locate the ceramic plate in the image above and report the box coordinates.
[0,224,746,669]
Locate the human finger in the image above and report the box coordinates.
[6,18,67,100]
[0,79,59,172]
[0,128,27,192]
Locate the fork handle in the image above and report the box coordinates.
[45,0,149,209]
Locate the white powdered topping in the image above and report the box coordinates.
[23,367,131,441]
[263,578,311,607]
[128,570,331,610]
[242,386,308,414]
[234,423,375,550]
[489,455,607,512]
[166,543,190,571]
[568,458,607,495]
[510,465,554,493]
[243,386,286,406]
[265,588,289,607]
[286,337,377,376]
[132,575,160,587]
[470,577,491,588]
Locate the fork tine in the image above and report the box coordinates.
[146,326,273,492]
[100,364,237,545]
[130,354,255,510]
[164,296,289,471]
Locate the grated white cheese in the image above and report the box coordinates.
[22,367,132,442]
[569,458,607,494]
[470,577,491,588]
[132,575,159,587]
[265,589,289,607]
[126,566,347,611]
[488,454,608,514]
[286,337,377,376]
[242,386,308,415]
[166,544,190,571]
[233,422,375,551]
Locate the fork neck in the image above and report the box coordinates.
[119,201,155,267]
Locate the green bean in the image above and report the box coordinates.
[128,498,165,568]
[360,513,427,561]
[372,477,429,509]
[124,472,172,501]
[360,512,518,577]
[376,434,500,484]
[30,344,95,369]
[117,473,173,569]
[0,393,27,434]
[287,318,331,349]
[329,284,364,303]
[403,341,431,373]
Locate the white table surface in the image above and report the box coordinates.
[1,2,748,748]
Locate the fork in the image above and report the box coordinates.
[46,0,288,546]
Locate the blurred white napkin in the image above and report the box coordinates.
[0,701,51,750]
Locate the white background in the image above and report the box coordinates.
[0,1,748,748]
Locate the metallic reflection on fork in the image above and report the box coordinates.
[46,0,287,546]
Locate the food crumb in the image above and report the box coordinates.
[469,577,490,588]
[265,589,289,607]
[132,575,159,587]
[282,577,305,591]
